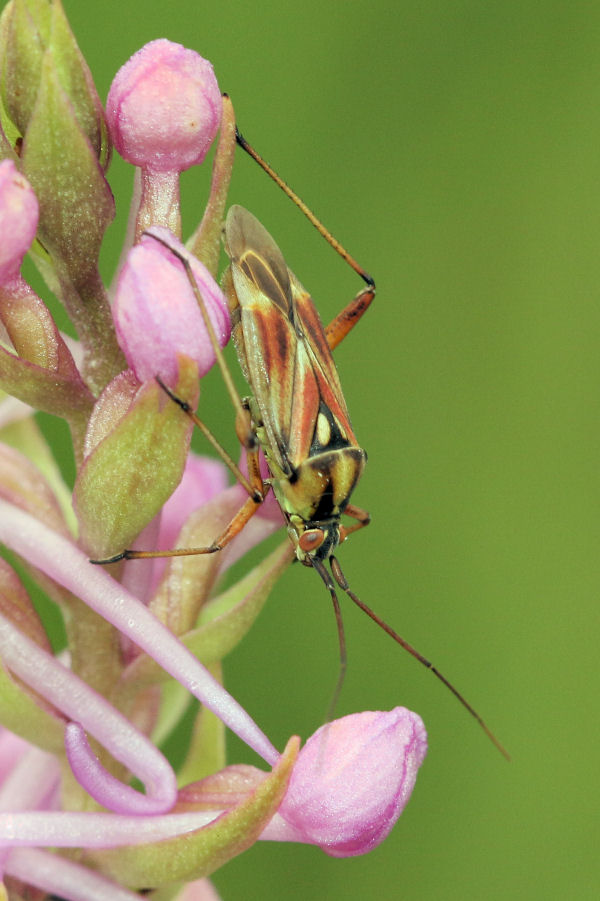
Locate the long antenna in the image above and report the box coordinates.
[329,556,510,761]
[312,557,348,725]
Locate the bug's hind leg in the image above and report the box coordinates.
[325,284,375,351]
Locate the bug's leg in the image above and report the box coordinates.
[339,504,371,541]
[92,390,268,565]
[324,281,376,351]
[93,436,266,563]
[155,377,262,502]
[94,491,264,564]
[235,129,376,333]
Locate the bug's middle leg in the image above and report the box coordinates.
[156,377,263,502]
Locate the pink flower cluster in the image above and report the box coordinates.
[0,17,426,901]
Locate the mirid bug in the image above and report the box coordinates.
[96,131,508,759]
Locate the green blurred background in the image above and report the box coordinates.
[48,1,600,898]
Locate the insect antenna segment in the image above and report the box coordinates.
[329,556,510,760]
[311,557,349,724]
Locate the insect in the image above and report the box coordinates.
[97,131,508,759]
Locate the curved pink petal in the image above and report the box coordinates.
[0,160,39,283]
[0,498,278,766]
[0,611,177,814]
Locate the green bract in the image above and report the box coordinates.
[74,358,200,557]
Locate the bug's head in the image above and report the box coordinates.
[289,516,341,565]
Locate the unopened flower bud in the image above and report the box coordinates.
[113,227,230,386]
[106,40,221,174]
[275,708,427,857]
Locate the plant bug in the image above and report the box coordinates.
[96,130,509,760]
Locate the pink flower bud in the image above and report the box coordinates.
[113,227,231,385]
[106,40,221,173]
[274,708,427,857]
[0,160,39,283]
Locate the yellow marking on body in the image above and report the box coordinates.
[316,412,331,447]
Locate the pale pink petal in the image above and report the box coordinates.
[270,708,428,857]
[5,847,142,901]
[0,499,278,766]
[0,160,39,283]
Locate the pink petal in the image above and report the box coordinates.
[175,878,223,901]
[0,499,278,766]
[272,708,428,857]
[158,452,229,551]
[0,611,177,814]
[5,847,142,901]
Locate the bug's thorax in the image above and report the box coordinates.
[273,447,365,520]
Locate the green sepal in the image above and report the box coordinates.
[0,280,94,446]
[0,0,50,137]
[21,49,122,390]
[0,556,52,647]
[0,345,93,451]
[88,736,299,889]
[45,0,111,168]
[187,95,237,278]
[22,47,115,269]
[0,413,77,529]
[0,0,110,166]
[0,112,18,162]
[0,440,69,535]
[73,360,200,558]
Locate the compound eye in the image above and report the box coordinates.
[298,528,325,554]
